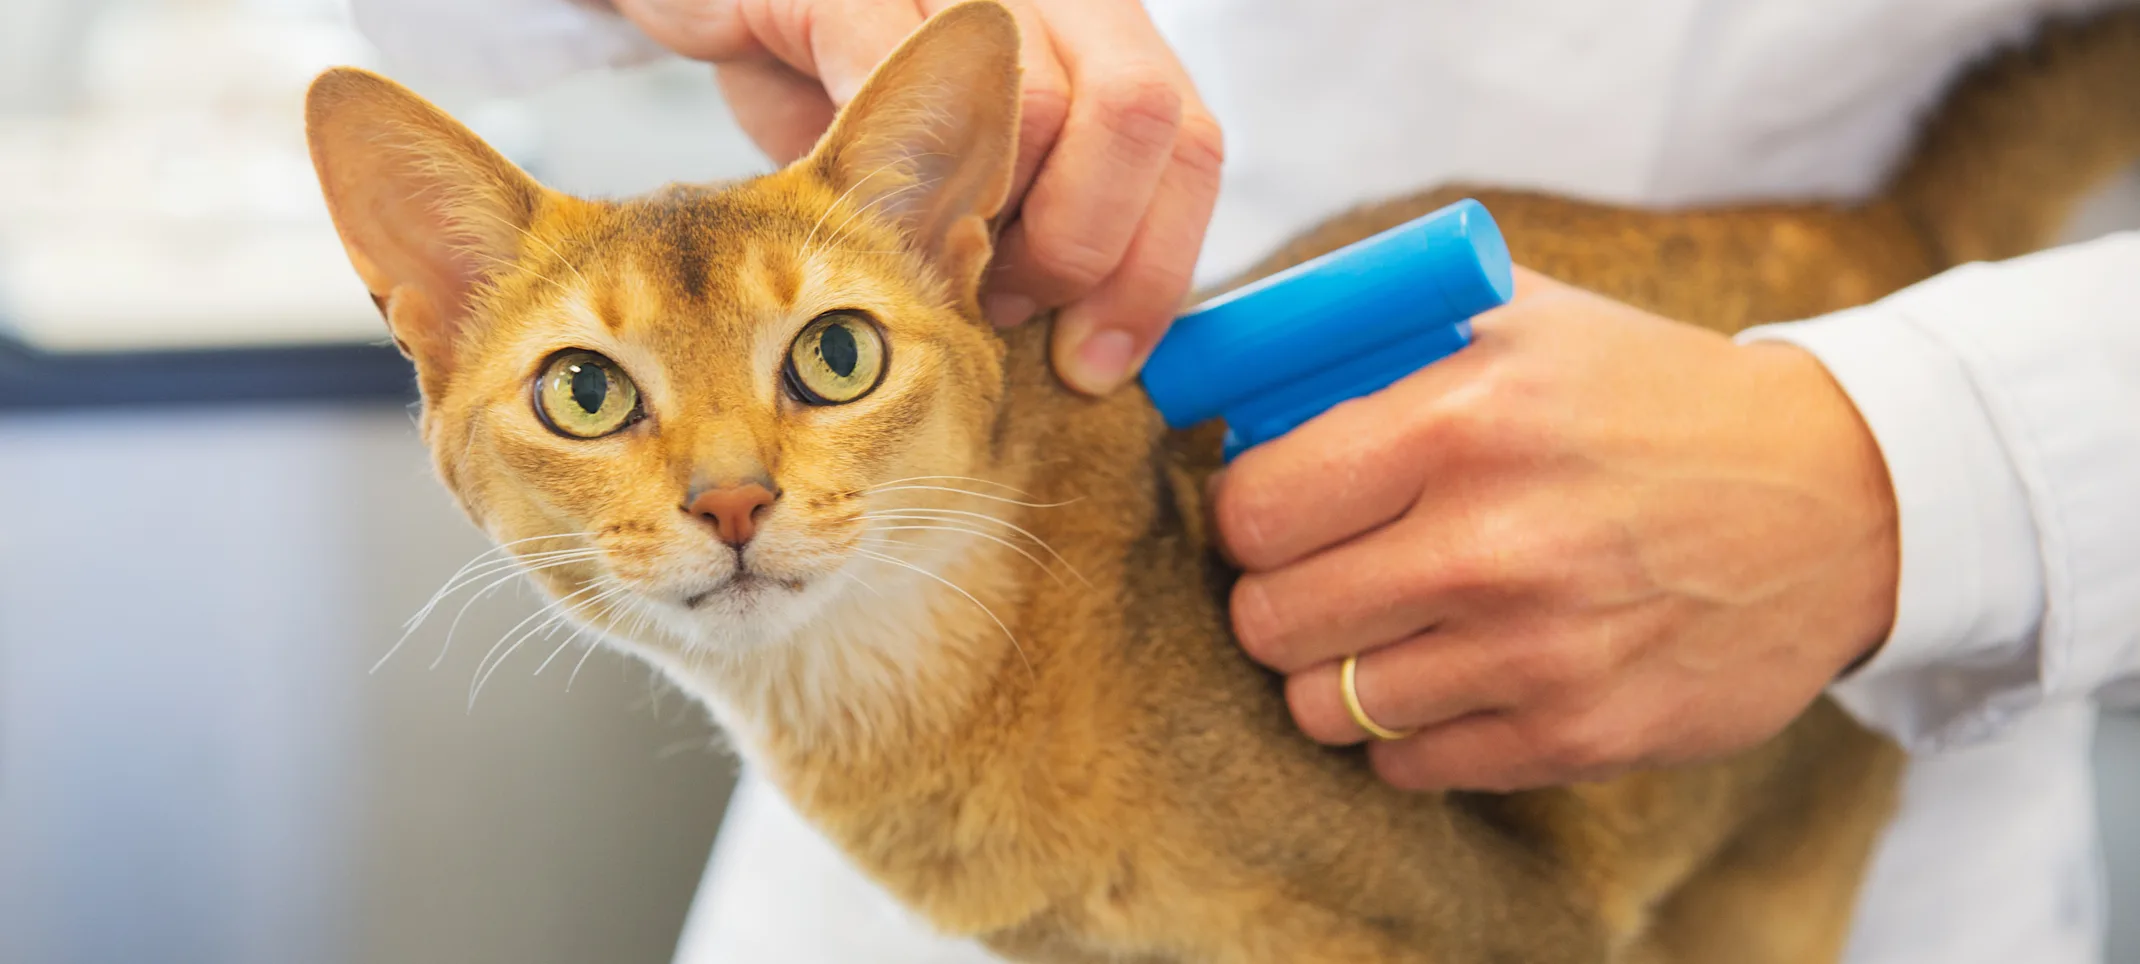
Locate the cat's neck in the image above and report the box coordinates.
[648,487,1124,935]
[634,480,1029,751]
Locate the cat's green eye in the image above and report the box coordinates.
[534,350,642,439]
[785,311,887,405]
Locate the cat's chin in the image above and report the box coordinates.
[653,567,852,656]
[681,572,805,610]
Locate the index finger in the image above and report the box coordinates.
[1211,364,1451,572]
[1208,271,1551,569]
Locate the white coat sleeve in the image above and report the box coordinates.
[347,0,667,94]
[1739,232,2140,752]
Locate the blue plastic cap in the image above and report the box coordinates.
[1140,198,1514,456]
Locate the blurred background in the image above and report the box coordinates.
[0,1,2134,963]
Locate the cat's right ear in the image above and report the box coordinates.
[305,68,546,387]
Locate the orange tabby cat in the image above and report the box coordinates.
[304,3,2140,961]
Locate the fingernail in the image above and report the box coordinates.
[981,293,1036,329]
[1063,328,1138,395]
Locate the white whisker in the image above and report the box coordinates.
[853,547,1033,677]
[469,207,593,293]
[415,533,598,626]
[801,156,910,261]
[567,632,605,692]
[432,551,607,670]
[534,589,632,677]
[835,568,887,598]
[862,523,1068,586]
[464,249,569,293]
[422,548,605,611]
[470,578,607,685]
[534,619,592,678]
[471,582,631,709]
[865,484,1081,508]
[622,599,656,645]
[469,583,595,703]
[865,475,1031,496]
[860,507,1088,586]
[825,179,925,245]
[373,536,600,673]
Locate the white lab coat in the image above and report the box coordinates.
[350,2,2140,961]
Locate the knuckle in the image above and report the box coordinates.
[1024,223,1118,289]
[1502,641,1567,694]
[1524,640,1609,700]
[1100,238,1197,301]
[1286,673,1354,744]
[1172,111,1227,176]
[1117,254,1196,304]
[1091,71,1186,155]
[1020,84,1072,143]
[1369,744,1436,791]
[1211,475,1278,569]
[1551,630,1616,687]
[1391,551,1456,610]
[1426,543,1502,597]
[1229,580,1294,667]
[1543,717,1624,772]
[1320,395,1408,483]
[1414,361,1543,457]
[1393,394,1467,463]
[1423,387,1497,452]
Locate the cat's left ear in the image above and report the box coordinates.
[805,1,1022,307]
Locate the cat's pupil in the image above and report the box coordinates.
[820,323,859,378]
[570,363,608,414]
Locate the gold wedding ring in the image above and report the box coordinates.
[1340,654,1413,741]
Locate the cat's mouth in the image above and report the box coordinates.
[682,571,804,609]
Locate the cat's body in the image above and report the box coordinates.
[705,314,1905,963]
[305,4,2140,962]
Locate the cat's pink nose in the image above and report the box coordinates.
[686,483,779,547]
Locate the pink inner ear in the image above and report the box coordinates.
[903,150,996,255]
[420,230,488,320]
[339,156,526,356]
[308,68,545,384]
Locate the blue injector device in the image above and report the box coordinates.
[1139,198,1514,460]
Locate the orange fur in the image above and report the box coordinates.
[305,3,2140,961]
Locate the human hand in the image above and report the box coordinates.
[1211,269,1900,791]
[608,0,1224,395]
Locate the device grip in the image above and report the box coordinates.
[1140,198,1512,458]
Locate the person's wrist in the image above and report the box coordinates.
[1742,340,1900,675]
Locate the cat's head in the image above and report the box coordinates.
[306,2,1026,657]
